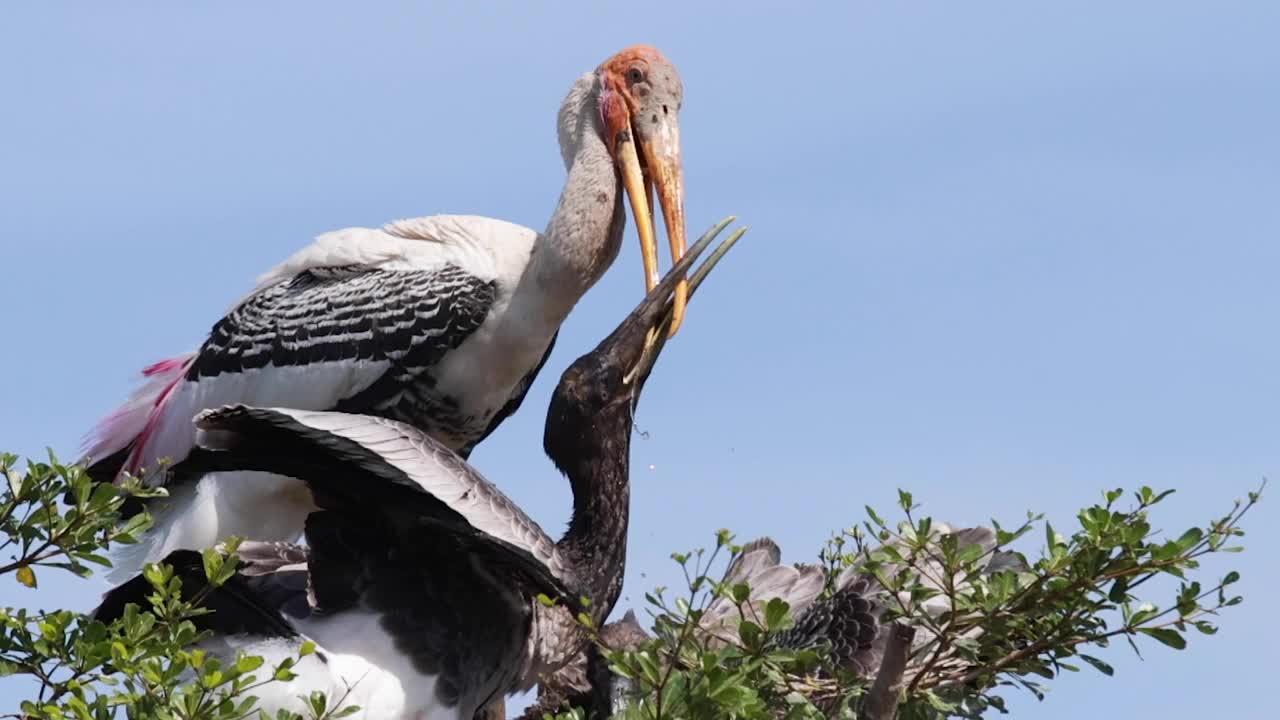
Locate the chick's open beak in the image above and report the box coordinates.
[617,113,688,337]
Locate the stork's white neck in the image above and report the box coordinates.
[520,72,625,328]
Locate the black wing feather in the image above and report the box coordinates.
[186,265,495,384]
[189,407,578,612]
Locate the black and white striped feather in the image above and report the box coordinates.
[189,266,494,381]
[84,215,565,583]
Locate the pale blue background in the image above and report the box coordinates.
[1,2,1276,717]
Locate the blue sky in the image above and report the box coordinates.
[1,2,1277,717]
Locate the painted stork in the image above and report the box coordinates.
[520,527,1022,719]
[83,44,692,581]
[91,222,744,720]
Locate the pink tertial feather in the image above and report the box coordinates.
[81,353,197,483]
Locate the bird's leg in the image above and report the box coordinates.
[626,221,748,389]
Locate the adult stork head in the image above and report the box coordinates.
[596,45,689,336]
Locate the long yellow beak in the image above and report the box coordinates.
[617,116,688,337]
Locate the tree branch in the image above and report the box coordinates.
[859,623,915,720]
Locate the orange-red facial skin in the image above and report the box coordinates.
[597,45,670,97]
[598,84,630,155]
[595,45,690,334]
[596,45,678,155]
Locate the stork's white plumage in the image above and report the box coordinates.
[95,216,542,479]
[85,45,691,582]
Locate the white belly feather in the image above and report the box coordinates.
[202,611,462,720]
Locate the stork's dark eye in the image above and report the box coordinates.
[626,67,645,84]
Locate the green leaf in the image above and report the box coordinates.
[1193,621,1219,635]
[1129,603,1159,626]
[1176,527,1204,550]
[897,489,914,512]
[15,566,36,588]
[865,505,884,527]
[764,597,791,632]
[6,468,25,496]
[1045,521,1063,550]
[307,690,328,716]
[608,656,635,680]
[635,651,662,687]
[72,552,114,568]
[202,547,224,583]
[1108,576,1130,603]
[738,620,763,650]
[1079,654,1114,676]
[1139,627,1187,649]
[925,692,957,712]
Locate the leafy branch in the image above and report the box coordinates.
[0,453,357,720]
[538,483,1263,719]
